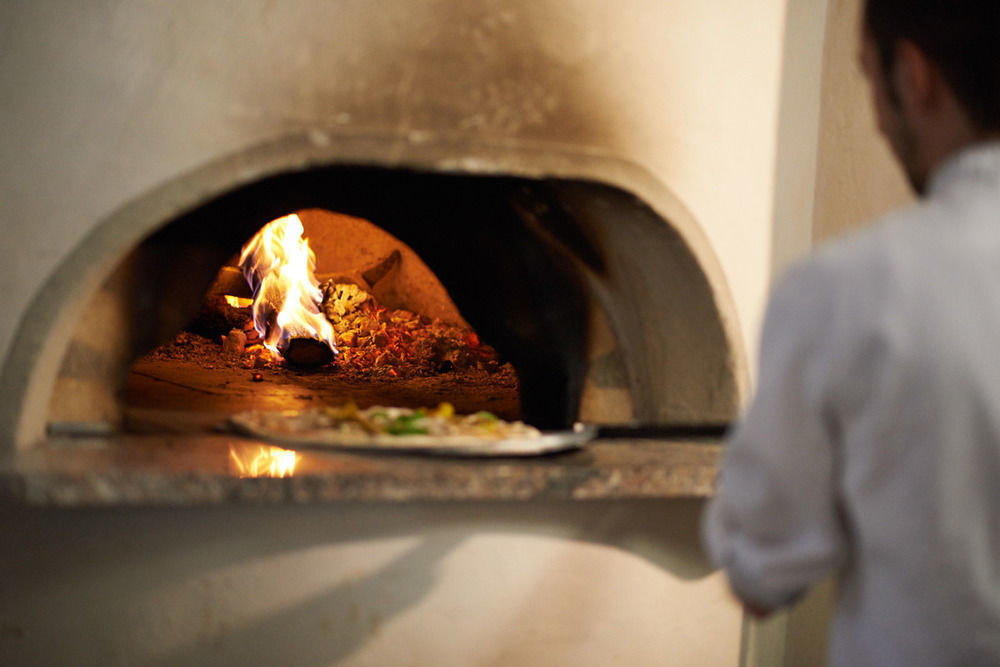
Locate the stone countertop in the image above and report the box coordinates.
[0,435,722,507]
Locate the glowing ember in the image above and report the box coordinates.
[224,295,253,308]
[229,443,298,478]
[239,214,337,359]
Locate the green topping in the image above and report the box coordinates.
[386,410,428,435]
[474,411,498,421]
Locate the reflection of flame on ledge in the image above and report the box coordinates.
[229,444,298,478]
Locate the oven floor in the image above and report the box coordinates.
[124,357,520,434]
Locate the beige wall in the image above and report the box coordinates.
[811,0,913,244]
[0,501,742,667]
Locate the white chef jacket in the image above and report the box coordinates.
[703,142,1000,667]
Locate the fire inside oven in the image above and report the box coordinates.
[43,164,743,442]
[127,207,526,432]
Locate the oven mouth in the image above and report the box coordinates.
[117,205,530,435]
[0,134,748,451]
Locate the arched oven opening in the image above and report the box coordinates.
[10,154,746,449]
[123,207,531,435]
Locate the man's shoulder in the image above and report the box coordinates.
[784,204,926,292]
[768,204,929,336]
[816,206,921,268]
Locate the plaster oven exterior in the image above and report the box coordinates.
[0,1,839,665]
[34,147,748,442]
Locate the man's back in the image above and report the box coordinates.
[703,142,1000,665]
[822,142,1000,664]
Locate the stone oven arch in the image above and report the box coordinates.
[0,133,748,451]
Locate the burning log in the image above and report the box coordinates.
[239,213,338,360]
[188,295,252,341]
[280,337,336,368]
[180,213,506,378]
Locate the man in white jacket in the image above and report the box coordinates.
[702,1,1000,664]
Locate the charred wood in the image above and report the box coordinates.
[187,295,252,341]
[281,337,336,368]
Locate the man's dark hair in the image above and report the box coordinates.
[864,0,1000,131]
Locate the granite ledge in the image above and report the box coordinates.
[0,434,722,507]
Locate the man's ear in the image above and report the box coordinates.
[892,39,936,113]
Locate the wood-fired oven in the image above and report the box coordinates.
[1,1,828,664]
[29,142,746,442]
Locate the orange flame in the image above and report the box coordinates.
[239,214,336,358]
[229,444,299,478]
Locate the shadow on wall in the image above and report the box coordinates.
[146,532,466,667]
[0,500,712,666]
